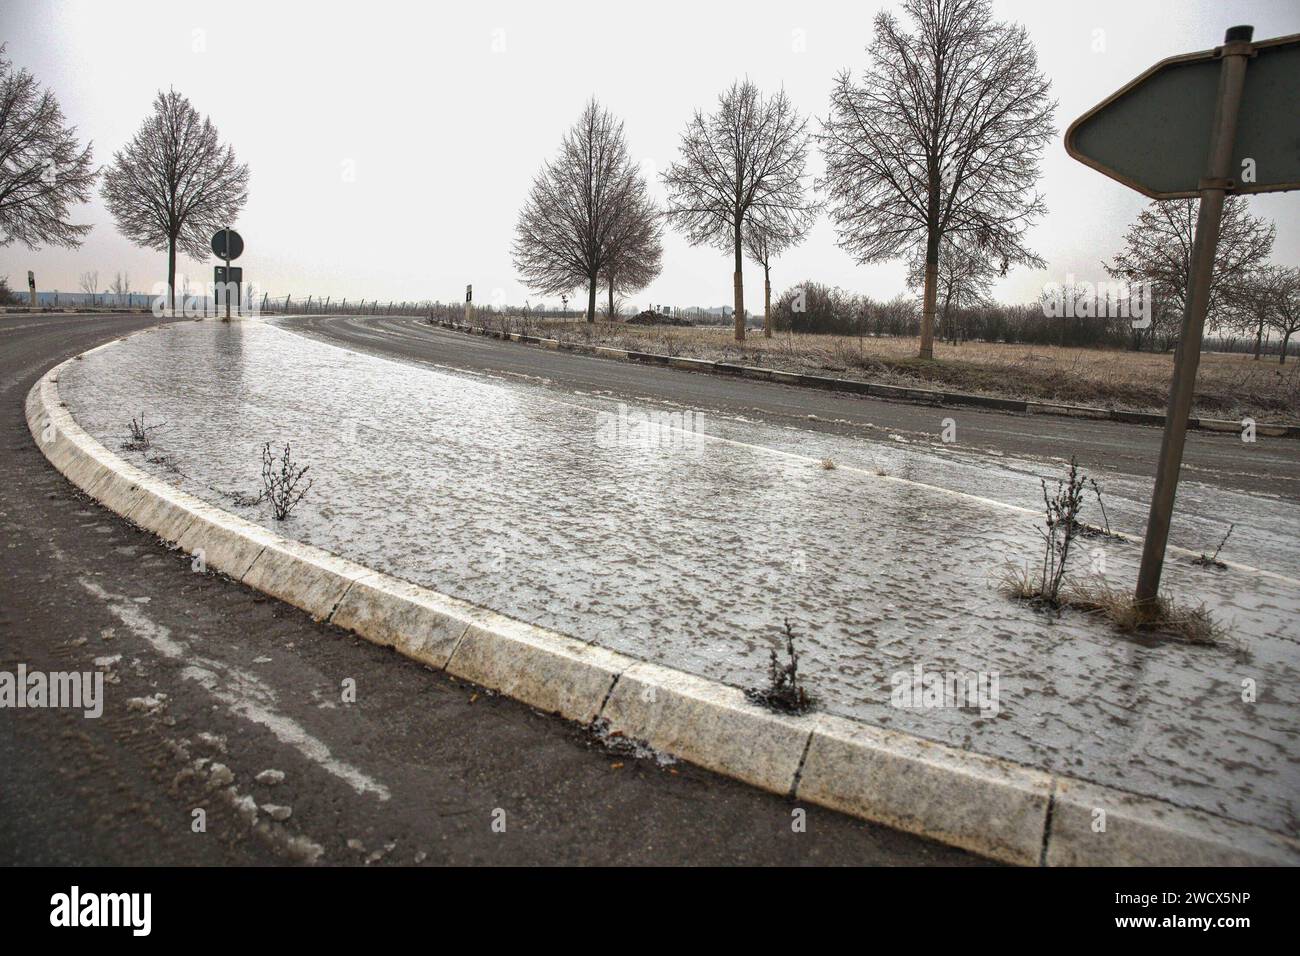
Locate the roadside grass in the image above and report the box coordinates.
[999,565,1226,647]
[1064,580,1225,647]
[476,318,1299,420]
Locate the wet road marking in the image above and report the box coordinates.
[79,577,391,800]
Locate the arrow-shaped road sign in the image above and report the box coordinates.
[1067,31,1300,198]
[1066,26,1299,612]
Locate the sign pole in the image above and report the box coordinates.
[223,226,232,319]
[1134,26,1254,611]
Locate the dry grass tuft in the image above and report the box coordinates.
[820,458,836,470]
[1063,581,1224,646]
[1000,565,1226,646]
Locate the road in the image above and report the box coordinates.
[0,311,981,865]
[279,313,1300,501]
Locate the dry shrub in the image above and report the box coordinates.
[1062,580,1225,647]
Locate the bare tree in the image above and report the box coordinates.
[0,45,96,250]
[513,99,650,323]
[663,80,816,342]
[109,271,131,296]
[79,270,99,296]
[906,235,996,344]
[1106,196,1275,350]
[743,199,819,338]
[820,0,1055,359]
[600,184,663,319]
[1224,264,1284,361]
[1270,267,1300,364]
[101,89,249,313]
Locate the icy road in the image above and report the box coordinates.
[58,319,1300,835]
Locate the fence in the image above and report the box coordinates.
[31,291,157,309]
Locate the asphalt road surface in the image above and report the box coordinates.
[279,313,1300,502]
[1,312,982,866]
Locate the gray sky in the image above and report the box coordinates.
[2,0,1298,310]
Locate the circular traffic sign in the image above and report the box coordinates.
[211,228,244,261]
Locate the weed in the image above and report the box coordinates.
[1192,523,1234,570]
[233,442,314,519]
[258,442,313,520]
[1032,457,1086,605]
[745,619,815,715]
[146,453,184,475]
[1064,580,1227,647]
[122,413,164,452]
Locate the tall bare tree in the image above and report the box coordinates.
[0,45,96,250]
[101,89,249,313]
[1106,196,1275,349]
[820,0,1055,359]
[78,270,98,295]
[600,184,663,318]
[513,99,652,323]
[663,80,816,342]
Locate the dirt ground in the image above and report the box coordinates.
[484,318,1299,421]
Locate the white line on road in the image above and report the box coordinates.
[79,577,391,800]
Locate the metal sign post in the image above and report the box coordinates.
[224,230,231,318]
[1133,28,1250,609]
[27,270,36,308]
[1066,26,1299,611]
[211,228,245,320]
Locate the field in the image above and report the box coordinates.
[483,318,1299,421]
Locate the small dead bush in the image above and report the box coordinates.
[122,412,164,451]
[1034,457,1086,605]
[1192,523,1234,570]
[745,619,815,715]
[239,442,314,520]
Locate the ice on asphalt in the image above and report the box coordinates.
[58,319,1300,835]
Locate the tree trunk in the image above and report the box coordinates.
[763,263,772,339]
[941,287,954,346]
[167,237,177,315]
[1282,330,1293,364]
[733,219,745,342]
[586,276,596,323]
[608,276,615,320]
[919,221,939,360]
[1253,315,1265,360]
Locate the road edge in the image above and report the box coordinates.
[26,343,1300,867]
[433,320,1300,438]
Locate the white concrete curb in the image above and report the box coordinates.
[27,347,1300,866]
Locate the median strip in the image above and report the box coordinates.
[26,339,1300,866]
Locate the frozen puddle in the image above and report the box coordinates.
[59,319,1300,835]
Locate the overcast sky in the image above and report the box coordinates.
[2,0,1298,310]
